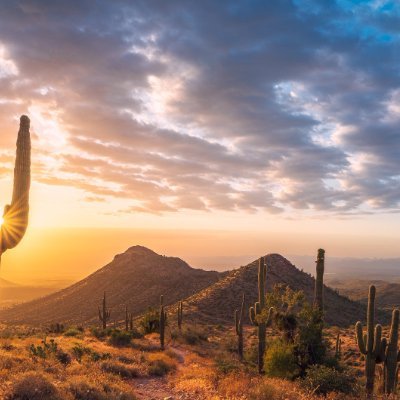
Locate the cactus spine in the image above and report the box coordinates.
[235,293,245,360]
[98,291,111,329]
[160,295,167,350]
[249,256,272,374]
[383,309,400,394]
[0,115,31,256]
[355,285,386,396]
[313,248,325,313]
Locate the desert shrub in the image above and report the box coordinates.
[264,340,299,379]
[181,326,208,345]
[89,326,114,339]
[108,330,132,346]
[47,323,65,334]
[6,372,59,400]
[71,343,91,362]
[147,354,177,376]
[64,327,82,337]
[214,354,240,374]
[1,342,15,351]
[90,350,111,362]
[55,348,72,365]
[101,361,139,378]
[28,337,58,360]
[301,365,357,395]
[139,307,159,334]
[69,380,106,400]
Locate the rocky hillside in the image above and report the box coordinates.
[0,246,222,326]
[178,254,387,327]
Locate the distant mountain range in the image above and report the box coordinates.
[0,245,385,328]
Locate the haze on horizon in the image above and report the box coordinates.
[0,1,399,283]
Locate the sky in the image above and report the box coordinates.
[0,1,400,282]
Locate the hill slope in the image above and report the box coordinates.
[179,254,384,327]
[0,246,222,325]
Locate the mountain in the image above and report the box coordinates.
[330,279,400,310]
[0,247,385,328]
[0,246,222,326]
[179,254,387,327]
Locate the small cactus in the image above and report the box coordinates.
[249,256,273,374]
[235,293,245,360]
[98,292,111,330]
[1,115,31,256]
[313,248,325,313]
[177,301,183,331]
[159,295,167,350]
[355,285,386,396]
[383,309,400,394]
[335,332,342,359]
[125,306,129,331]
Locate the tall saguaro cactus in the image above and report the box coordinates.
[355,285,386,396]
[249,257,273,374]
[0,115,31,256]
[313,248,325,312]
[98,292,111,329]
[159,295,167,350]
[384,309,400,394]
[235,293,245,360]
[177,301,183,331]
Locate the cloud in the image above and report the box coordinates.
[0,0,398,214]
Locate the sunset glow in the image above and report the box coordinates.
[0,1,399,282]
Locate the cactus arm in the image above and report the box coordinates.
[384,309,400,394]
[313,249,325,312]
[355,321,367,354]
[373,324,382,356]
[1,115,31,255]
[249,306,257,326]
[367,285,376,352]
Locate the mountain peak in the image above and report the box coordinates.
[125,245,158,256]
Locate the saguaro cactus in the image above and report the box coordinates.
[384,309,400,394]
[235,293,245,360]
[249,256,273,374]
[125,306,129,331]
[177,301,183,331]
[159,295,167,350]
[98,292,111,329]
[355,285,386,396]
[313,248,325,312]
[0,115,31,256]
[335,333,342,359]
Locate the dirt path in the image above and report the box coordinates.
[132,338,193,400]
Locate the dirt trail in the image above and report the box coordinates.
[133,338,193,400]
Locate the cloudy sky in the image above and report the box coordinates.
[0,0,400,280]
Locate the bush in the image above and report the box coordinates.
[181,326,208,345]
[214,354,240,375]
[139,308,159,334]
[69,380,106,400]
[64,327,81,337]
[55,348,72,365]
[6,372,59,400]
[101,361,139,378]
[264,340,299,379]
[28,338,58,360]
[108,330,132,346]
[147,354,177,376]
[301,364,357,395]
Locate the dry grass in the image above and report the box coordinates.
[0,325,394,400]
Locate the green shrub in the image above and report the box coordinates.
[214,354,240,375]
[6,372,59,400]
[108,330,132,347]
[101,361,139,378]
[55,349,71,365]
[181,326,208,345]
[64,327,81,337]
[301,364,357,395]
[139,308,159,334]
[148,357,176,376]
[69,380,106,400]
[28,338,58,360]
[71,343,91,363]
[264,340,299,379]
